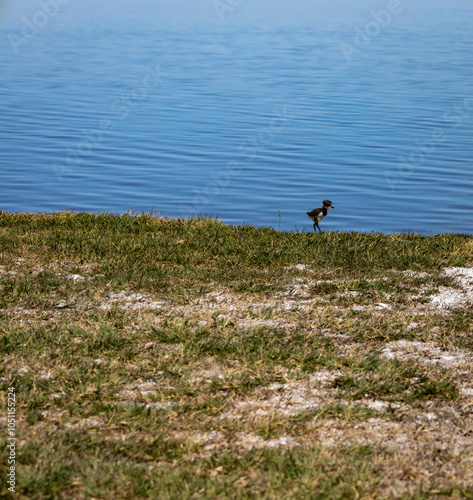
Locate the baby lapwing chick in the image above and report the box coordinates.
[306,200,334,233]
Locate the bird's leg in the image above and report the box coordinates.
[316,223,322,233]
[313,222,317,233]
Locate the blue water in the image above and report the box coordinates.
[1,3,472,233]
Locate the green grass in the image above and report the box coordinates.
[1,212,473,499]
[0,211,471,302]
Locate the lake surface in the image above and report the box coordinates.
[1,4,472,233]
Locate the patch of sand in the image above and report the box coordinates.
[101,292,165,311]
[381,340,472,369]
[429,267,473,309]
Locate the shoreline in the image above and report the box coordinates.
[1,210,472,236]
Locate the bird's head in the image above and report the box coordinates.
[322,200,334,209]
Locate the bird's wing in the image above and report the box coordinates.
[307,208,322,218]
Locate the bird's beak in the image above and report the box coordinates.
[331,206,335,209]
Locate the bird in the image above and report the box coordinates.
[306,200,335,233]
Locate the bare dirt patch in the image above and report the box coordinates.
[100,292,165,311]
[429,267,473,309]
[381,340,472,369]
[223,372,341,421]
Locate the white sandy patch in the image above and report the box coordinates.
[68,274,84,281]
[189,431,223,451]
[4,307,37,316]
[0,267,18,276]
[197,291,240,306]
[308,370,342,386]
[429,267,473,309]
[64,417,104,430]
[237,433,299,451]
[403,270,432,279]
[279,278,312,298]
[318,328,352,343]
[352,305,366,311]
[40,409,67,419]
[118,380,176,400]
[351,303,392,312]
[101,292,165,311]
[363,400,404,412]
[381,340,472,368]
[143,401,175,410]
[234,317,298,331]
[17,364,30,375]
[224,371,342,420]
[278,298,323,311]
[224,385,321,418]
[284,264,313,273]
[460,386,473,397]
[337,291,361,298]
[177,430,299,452]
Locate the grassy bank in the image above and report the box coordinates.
[1,212,473,499]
